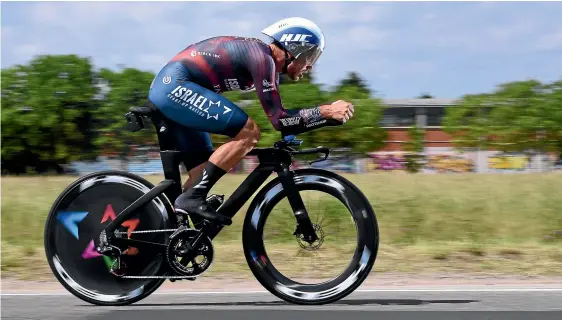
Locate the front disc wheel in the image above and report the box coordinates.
[242,169,379,305]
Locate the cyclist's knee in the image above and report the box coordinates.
[247,118,261,143]
[237,117,260,148]
[249,118,261,144]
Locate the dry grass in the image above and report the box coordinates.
[2,171,562,280]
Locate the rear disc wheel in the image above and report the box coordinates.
[44,171,175,306]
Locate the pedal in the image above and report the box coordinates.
[206,194,224,210]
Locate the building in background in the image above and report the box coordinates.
[379,98,456,152]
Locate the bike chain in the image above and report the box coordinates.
[113,229,178,237]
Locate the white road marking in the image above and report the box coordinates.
[2,287,562,297]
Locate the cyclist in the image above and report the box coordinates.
[148,17,355,225]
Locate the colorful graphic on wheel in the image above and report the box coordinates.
[57,203,141,270]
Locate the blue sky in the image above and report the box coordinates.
[2,1,561,98]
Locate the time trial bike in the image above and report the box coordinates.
[43,104,379,306]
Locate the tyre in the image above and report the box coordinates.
[44,170,176,306]
[242,168,379,305]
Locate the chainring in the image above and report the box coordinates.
[166,226,214,277]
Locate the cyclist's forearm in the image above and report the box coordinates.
[297,106,323,124]
[274,105,337,135]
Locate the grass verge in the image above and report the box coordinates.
[2,171,562,280]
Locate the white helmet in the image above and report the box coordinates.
[262,17,325,67]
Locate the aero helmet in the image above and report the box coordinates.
[262,17,325,71]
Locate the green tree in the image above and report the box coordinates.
[314,98,387,154]
[403,125,425,173]
[93,67,156,163]
[543,80,562,154]
[332,71,372,99]
[442,93,496,151]
[486,80,543,152]
[490,79,562,154]
[443,79,562,155]
[1,55,99,173]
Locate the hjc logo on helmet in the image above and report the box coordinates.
[262,17,325,71]
[280,34,312,43]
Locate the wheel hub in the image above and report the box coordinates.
[296,224,325,250]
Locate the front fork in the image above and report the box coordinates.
[276,164,318,243]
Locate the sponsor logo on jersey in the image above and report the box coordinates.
[206,101,220,120]
[190,50,221,58]
[280,34,312,43]
[262,79,275,92]
[162,76,172,84]
[280,117,301,126]
[225,78,241,91]
[305,119,326,128]
[168,85,232,120]
[235,37,257,41]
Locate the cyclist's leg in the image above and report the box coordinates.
[148,62,259,221]
[182,162,207,192]
[179,119,260,192]
[161,118,214,192]
[207,119,260,172]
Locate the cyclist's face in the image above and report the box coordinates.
[287,58,313,81]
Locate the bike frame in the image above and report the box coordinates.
[101,107,330,252]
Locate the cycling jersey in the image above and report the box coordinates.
[148,36,332,170]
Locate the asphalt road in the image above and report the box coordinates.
[2,286,561,320]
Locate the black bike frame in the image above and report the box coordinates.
[103,108,328,248]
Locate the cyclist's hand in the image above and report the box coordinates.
[320,100,355,123]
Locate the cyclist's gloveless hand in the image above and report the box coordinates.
[320,100,355,124]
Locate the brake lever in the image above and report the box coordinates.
[309,147,330,165]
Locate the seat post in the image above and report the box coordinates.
[159,150,183,202]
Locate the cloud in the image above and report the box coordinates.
[31,1,183,26]
[1,1,560,98]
